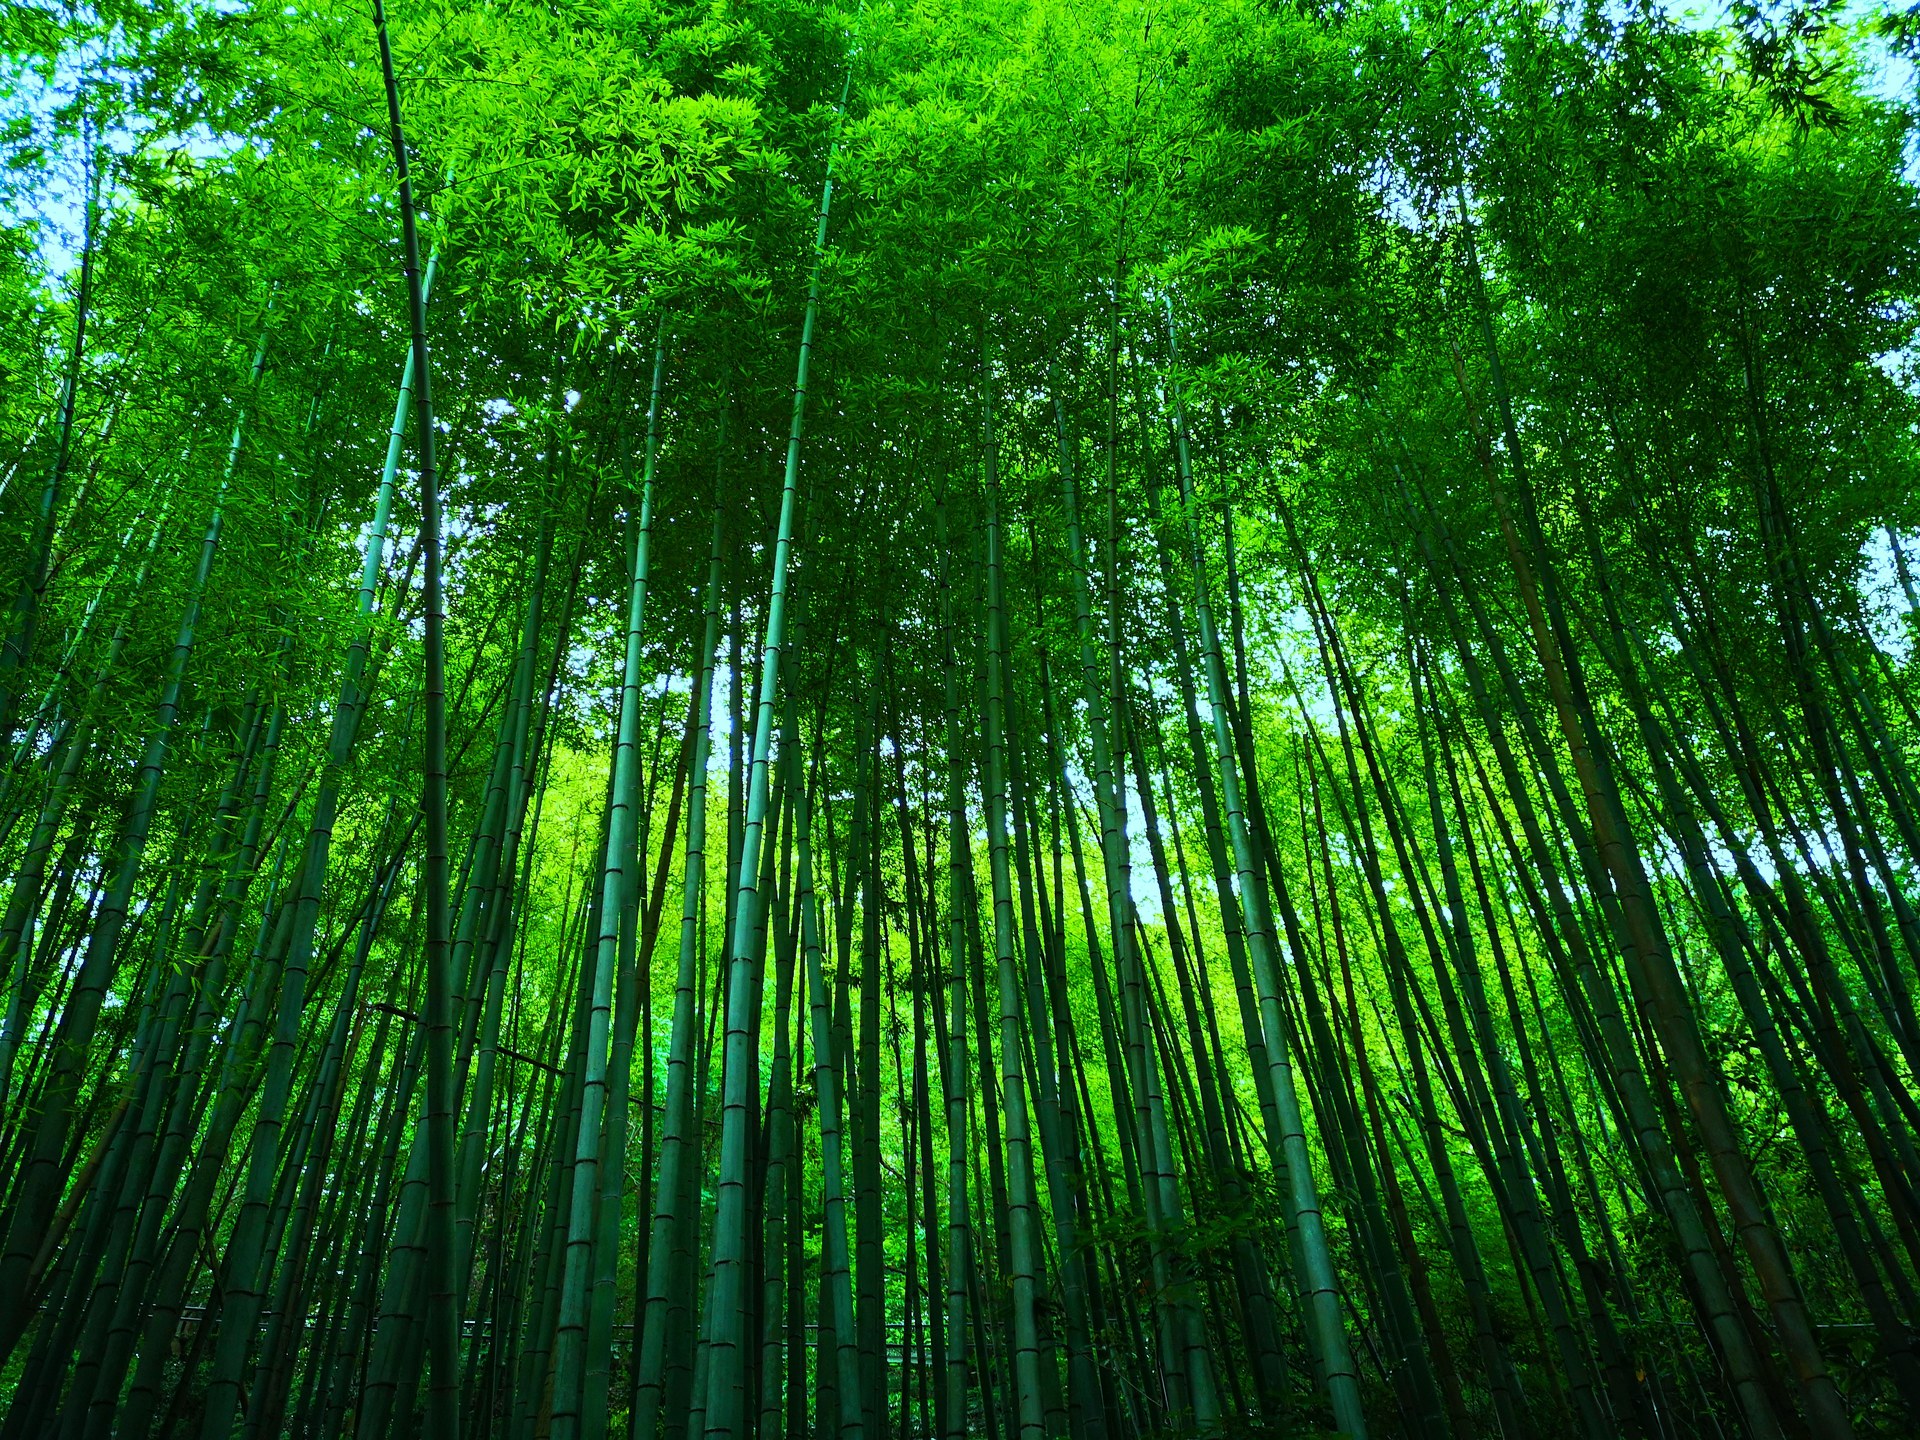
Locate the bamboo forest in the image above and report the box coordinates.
[4,0,1920,1436]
